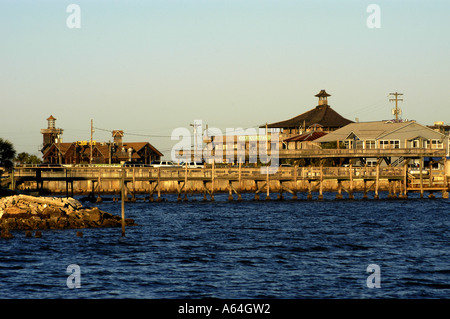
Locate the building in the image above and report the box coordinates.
[314,120,449,166]
[40,116,163,165]
[177,90,351,164]
[427,121,450,135]
[263,89,353,139]
[282,124,328,150]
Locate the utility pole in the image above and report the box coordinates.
[389,92,403,121]
[90,119,94,164]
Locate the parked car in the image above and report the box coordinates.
[180,161,204,168]
[150,160,177,168]
[408,166,429,175]
[122,161,146,167]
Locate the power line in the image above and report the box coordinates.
[93,127,173,138]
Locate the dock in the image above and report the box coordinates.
[5,161,449,201]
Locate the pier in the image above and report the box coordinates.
[5,159,449,201]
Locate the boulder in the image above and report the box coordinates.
[0,195,135,232]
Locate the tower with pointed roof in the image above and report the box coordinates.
[40,115,64,151]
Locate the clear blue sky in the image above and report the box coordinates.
[1,0,449,157]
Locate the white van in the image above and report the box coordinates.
[150,160,177,168]
[180,161,204,168]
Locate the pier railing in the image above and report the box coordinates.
[179,147,447,159]
[12,165,407,182]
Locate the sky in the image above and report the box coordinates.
[1,0,449,158]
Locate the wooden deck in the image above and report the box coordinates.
[5,164,449,200]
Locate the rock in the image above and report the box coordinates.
[0,195,135,231]
[63,198,83,210]
[5,206,27,215]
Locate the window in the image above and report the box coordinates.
[379,140,400,149]
[379,140,389,149]
[431,139,443,149]
[365,140,376,149]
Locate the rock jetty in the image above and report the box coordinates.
[0,195,135,232]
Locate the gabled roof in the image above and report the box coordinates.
[264,104,353,129]
[314,120,446,143]
[315,121,411,142]
[42,142,74,157]
[123,142,163,157]
[42,141,164,159]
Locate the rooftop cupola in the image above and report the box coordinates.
[315,89,331,106]
[40,115,64,151]
[112,130,124,146]
[47,115,56,129]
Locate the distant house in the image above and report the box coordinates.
[40,116,163,165]
[314,120,449,166]
[263,89,353,139]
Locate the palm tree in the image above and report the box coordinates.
[0,138,16,169]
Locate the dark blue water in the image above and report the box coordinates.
[1,192,449,299]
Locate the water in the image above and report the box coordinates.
[0,192,449,299]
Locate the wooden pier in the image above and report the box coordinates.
[5,161,449,201]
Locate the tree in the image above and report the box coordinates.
[15,152,42,165]
[0,138,16,169]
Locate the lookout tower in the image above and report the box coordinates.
[40,115,64,150]
[315,89,331,106]
[112,130,124,146]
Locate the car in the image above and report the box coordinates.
[407,164,429,175]
[122,161,145,167]
[409,168,429,175]
[180,161,204,168]
[150,160,177,168]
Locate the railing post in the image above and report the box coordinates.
[318,163,323,200]
[121,168,126,237]
[349,164,354,199]
[374,162,380,199]
[443,158,449,199]
[419,156,424,198]
[212,162,216,201]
